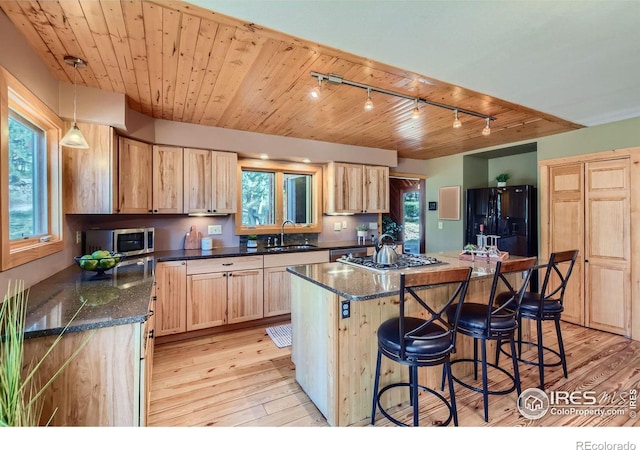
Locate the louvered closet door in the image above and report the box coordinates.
[548,164,585,326]
[585,158,631,336]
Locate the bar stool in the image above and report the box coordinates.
[371,266,472,427]
[497,249,579,389]
[446,257,536,422]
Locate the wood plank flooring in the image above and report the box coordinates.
[149,320,640,427]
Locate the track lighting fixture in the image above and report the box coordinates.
[310,76,322,99]
[309,71,495,135]
[60,56,89,149]
[453,109,462,128]
[411,99,420,120]
[482,117,491,136]
[364,88,374,111]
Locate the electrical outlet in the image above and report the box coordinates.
[342,220,348,229]
[209,225,222,235]
[438,221,443,230]
[341,300,350,319]
[76,231,82,244]
[334,222,342,231]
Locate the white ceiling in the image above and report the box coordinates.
[188,0,640,127]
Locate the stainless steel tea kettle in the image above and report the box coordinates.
[373,233,399,265]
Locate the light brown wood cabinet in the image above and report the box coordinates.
[324,162,389,214]
[541,150,638,338]
[186,256,264,329]
[118,136,153,213]
[152,145,184,214]
[263,251,330,317]
[155,261,187,336]
[62,122,118,214]
[183,148,237,214]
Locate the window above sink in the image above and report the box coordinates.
[235,159,323,236]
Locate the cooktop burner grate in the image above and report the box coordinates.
[337,254,446,272]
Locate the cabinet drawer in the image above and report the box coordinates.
[187,255,263,274]
[263,250,329,268]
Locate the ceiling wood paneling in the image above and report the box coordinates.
[0,0,583,160]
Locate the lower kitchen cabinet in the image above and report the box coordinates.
[263,251,330,317]
[186,255,264,330]
[155,261,187,336]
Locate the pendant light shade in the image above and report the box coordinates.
[452,109,462,128]
[482,117,491,136]
[411,99,420,119]
[60,56,89,149]
[364,88,374,111]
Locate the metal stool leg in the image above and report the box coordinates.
[371,349,382,425]
[481,339,489,422]
[555,318,568,378]
[445,361,458,426]
[473,338,479,380]
[536,318,545,389]
[509,335,521,396]
[411,366,419,426]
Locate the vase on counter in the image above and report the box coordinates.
[497,181,507,187]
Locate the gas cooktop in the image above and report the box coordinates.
[337,254,446,273]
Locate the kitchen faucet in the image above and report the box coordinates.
[281,220,295,246]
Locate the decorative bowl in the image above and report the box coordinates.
[74,252,126,275]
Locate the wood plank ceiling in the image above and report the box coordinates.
[0,0,583,160]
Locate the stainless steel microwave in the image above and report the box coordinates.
[84,228,154,256]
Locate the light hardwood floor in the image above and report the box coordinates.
[149,320,640,427]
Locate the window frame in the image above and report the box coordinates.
[1,66,64,270]
[235,158,323,236]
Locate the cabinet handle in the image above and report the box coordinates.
[148,209,153,213]
[228,273,233,277]
[152,295,157,301]
[181,262,185,265]
[222,262,234,266]
[208,209,211,213]
[148,310,155,317]
[153,209,158,213]
[223,273,227,277]
[149,330,154,339]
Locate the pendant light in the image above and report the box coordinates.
[364,88,374,111]
[482,117,491,136]
[60,56,89,149]
[452,109,462,128]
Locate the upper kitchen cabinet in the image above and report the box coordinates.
[118,138,183,214]
[183,148,237,214]
[324,162,389,214]
[62,122,117,214]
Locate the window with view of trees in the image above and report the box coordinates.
[1,66,64,271]
[236,159,322,235]
[8,109,48,240]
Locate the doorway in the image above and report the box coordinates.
[385,175,426,254]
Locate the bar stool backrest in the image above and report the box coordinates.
[538,250,580,305]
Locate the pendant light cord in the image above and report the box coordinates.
[73,63,77,124]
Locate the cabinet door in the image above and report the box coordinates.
[152,145,183,214]
[187,272,228,330]
[585,159,631,336]
[547,163,585,325]
[62,122,116,214]
[212,151,237,213]
[155,261,187,336]
[325,162,363,213]
[118,137,153,213]
[228,269,264,323]
[264,266,291,317]
[183,148,212,214]
[363,165,389,213]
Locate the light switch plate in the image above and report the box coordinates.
[334,222,342,231]
[438,222,443,230]
[76,231,82,244]
[342,220,348,229]
[209,225,222,235]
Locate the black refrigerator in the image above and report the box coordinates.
[465,185,537,258]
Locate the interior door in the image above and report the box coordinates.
[585,158,631,336]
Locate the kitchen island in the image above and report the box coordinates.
[287,252,531,426]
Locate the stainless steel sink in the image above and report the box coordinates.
[267,244,317,252]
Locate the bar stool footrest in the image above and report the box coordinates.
[374,382,453,427]
[450,358,517,396]
[499,340,564,368]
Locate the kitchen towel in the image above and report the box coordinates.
[266,324,292,348]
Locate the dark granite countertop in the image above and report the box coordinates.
[152,240,376,261]
[23,257,155,339]
[287,251,535,301]
[21,240,379,339]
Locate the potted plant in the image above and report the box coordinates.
[356,224,368,237]
[496,173,509,187]
[247,234,258,248]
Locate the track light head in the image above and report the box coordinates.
[453,109,462,128]
[482,117,491,136]
[310,77,322,99]
[411,99,420,120]
[364,88,374,111]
